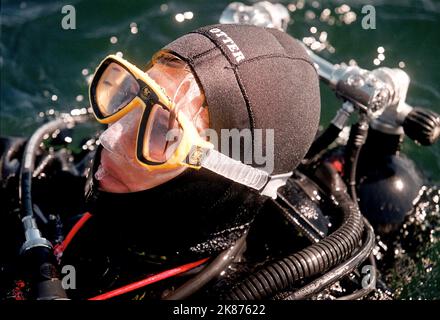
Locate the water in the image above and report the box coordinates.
[1,0,439,298]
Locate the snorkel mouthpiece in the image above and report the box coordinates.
[186,146,292,199]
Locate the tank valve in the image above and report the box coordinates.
[403,107,440,146]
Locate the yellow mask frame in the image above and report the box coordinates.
[89,54,213,171]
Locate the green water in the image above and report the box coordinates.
[1,0,439,298]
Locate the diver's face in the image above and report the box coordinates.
[95,58,209,193]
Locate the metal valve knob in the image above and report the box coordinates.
[403,107,440,146]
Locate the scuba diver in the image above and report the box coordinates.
[1,21,439,301]
[0,24,322,300]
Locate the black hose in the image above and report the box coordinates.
[349,146,361,201]
[164,234,247,300]
[281,218,375,300]
[306,124,342,160]
[224,164,364,300]
[336,252,377,300]
[19,114,90,300]
[20,118,68,219]
[20,114,90,222]
[344,120,369,202]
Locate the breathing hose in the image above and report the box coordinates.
[19,113,90,300]
[280,218,375,300]
[335,252,377,300]
[224,163,364,300]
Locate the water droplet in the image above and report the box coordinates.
[378,53,385,61]
[86,74,93,85]
[320,8,331,21]
[335,4,350,14]
[184,11,194,20]
[110,36,118,44]
[76,95,84,102]
[116,51,123,58]
[288,4,297,12]
[373,58,381,66]
[82,68,89,76]
[327,16,336,26]
[310,26,317,34]
[342,11,356,24]
[160,4,168,12]
[319,31,327,42]
[64,137,73,143]
[377,46,385,54]
[305,10,316,20]
[130,26,138,34]
[175,13,185,23]
[399,61,406,68]
[130,22,137,28]
[302,36,315,46]
[51,95,58,102]
[311,41,322,51]
[312,1,320,9]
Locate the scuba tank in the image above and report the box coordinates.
[356,129,424,235]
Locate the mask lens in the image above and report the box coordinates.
[143,104,182,163]
[96,62,140,117]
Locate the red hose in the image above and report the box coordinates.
[88,257,209,300]
[55,212,208,300]
[54,212,93,257]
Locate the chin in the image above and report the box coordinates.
[98,174,131,193]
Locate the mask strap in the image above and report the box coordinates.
[199,148,292,199]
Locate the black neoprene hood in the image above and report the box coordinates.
[164,24,321,174]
